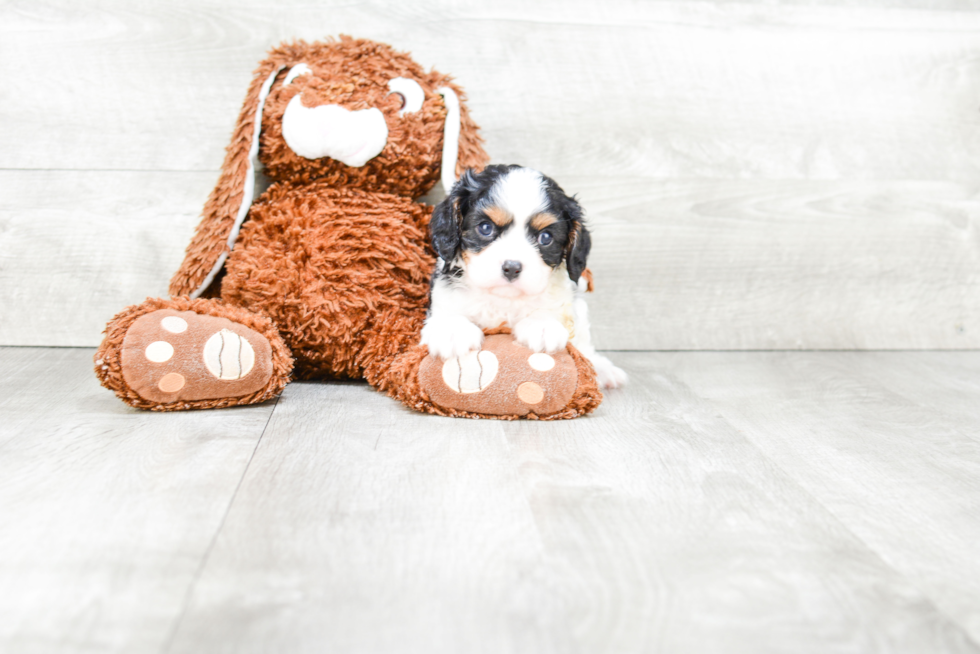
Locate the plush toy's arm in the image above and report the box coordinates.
[169,60,284,298]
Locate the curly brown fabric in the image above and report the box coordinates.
[96,37,603,419]
[169,37,487,298]
[221,185,433,379]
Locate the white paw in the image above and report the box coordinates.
[514,317,569,353]
[591,354,628,389]
[420,314,485,360]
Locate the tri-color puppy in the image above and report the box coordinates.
[420,164,627,389]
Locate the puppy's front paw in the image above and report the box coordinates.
[420,315,485,360]
[591,354,628,389]
[513,317,569,353]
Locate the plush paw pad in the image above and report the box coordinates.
[419,334,579,417]
[441,350,499,393]
[120,309,273,403]
[203,329,256,380]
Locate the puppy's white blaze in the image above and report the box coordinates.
[281,95,388,166]
[489,168,547,221]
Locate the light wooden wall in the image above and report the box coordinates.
[2,0,979,349]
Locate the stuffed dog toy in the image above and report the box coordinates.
[95,37,603,419]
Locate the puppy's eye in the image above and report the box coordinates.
[477,221,494,237]
[538,231,553,246]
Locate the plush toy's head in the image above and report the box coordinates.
[170,36,491,299]
[242,37,488,198]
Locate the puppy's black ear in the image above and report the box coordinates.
[566,223,591,283]
[555,191,590,283]
[431,168,484,262]
[430,195,460,263]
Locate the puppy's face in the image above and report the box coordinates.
[431,165,590,297]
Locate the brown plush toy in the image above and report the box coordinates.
[95,37,602,419]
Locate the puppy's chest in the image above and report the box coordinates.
[460,287,576,335]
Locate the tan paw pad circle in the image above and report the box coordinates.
[442,350,499,393]
[160,316,188,333]
[527,353,555,371]
[517,382,545,405]
[203,329,256,380]
[145,341,174,363]
[158,373,185,393]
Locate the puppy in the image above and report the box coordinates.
[420,164,627,389]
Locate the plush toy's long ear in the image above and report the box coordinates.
[430,76,489,194]
[169,59,285,298]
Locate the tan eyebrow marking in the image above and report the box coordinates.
[530,212,558,231]
[484,205,512,227]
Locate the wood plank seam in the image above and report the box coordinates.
[159,394,283,654]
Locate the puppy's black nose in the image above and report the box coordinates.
[501,260,522,281]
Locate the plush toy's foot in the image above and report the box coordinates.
[414,333,602,419]
[95,297,293,411]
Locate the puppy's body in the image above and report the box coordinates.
[421,165,627,389]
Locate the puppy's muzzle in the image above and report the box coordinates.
[501,260,523,281]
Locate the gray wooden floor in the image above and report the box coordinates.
[3,1,980,651]
[2,346,979,653]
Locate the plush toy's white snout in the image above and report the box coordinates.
[281,95,388,167]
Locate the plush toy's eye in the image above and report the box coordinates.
[477,221,494,237]
[284,64,311,86]
[538,231,553,246]
[387,78,425,116]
